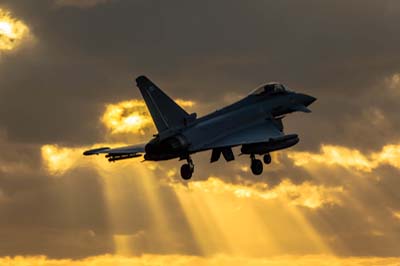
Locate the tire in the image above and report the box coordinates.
[251,159,263,175]
[263,154,272,164]
[181,164,193,180]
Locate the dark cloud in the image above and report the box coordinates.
[0,0,400,148]
[1,0,400,260]
[54,0,112,8]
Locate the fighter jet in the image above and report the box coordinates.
[84,76,316,180]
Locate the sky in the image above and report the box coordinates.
[1,0,400,265]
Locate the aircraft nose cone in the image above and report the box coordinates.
[299,94,317,106]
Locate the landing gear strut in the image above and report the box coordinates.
[250,154,263,175]
[181,156,194,180]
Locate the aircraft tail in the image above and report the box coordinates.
[136,76,193,133]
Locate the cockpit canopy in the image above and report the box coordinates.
[250,83,290,96]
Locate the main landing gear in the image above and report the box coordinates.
[181,156,194,180]
[250,153,272,175]
[180,153,272,179]
[250,154,263,175]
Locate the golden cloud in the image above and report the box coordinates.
[40,142,343,209]
[175,99,196,108]
[375,144,400,169]
[35,88,400,259]
[41,145,82,175]
[41,142,158,176]
[101,100,153,135]
[287,144,400,172]
[172,177,343,209]
[101,99,195,135]
[0,8,31,51]
[1,254,400,266]
[393,211,400,221]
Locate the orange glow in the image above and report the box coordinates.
[101,100,153,135]
[40,143,179,255]
[393,211,400,221]
[101,99,195,135]
[40,143,127,175]
[102,164,179,256]
[2,254,400,266]
[171,177,338,256]
[42,129,400,260]
[41,145,81,175]
[172,177,343,209]
[40,142,340,256]
[287,144,400,172]
[0,21,12,36]
[374,144,400,169]
[0,8,30,51]
[175,99,196,108]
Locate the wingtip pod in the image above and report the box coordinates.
[83,147,110,156]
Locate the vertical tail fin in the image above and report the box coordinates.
[136,76,191,133]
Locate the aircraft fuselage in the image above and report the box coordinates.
[144,91,315,161]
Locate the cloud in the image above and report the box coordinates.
[101,99,195,136]
[25,91,400,258]
[39,96,194,176]
[287,144,400,172]
[172,177,343,209]
[386,73,400,95]
[54,0,112,8]
[393,211,400,221]
[1,0,400,259]
[39,140,344,210]
[40,142,134,175]
[175,99,196,108]
[41,144,84,175]
[0,8,32,51]
[2,254,400,266]
[6,138,400,257]
[101,100,153,136]
[0,188,9,203]
[40,141,343,209]
[1,0,400,150]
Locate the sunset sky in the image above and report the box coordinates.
[1,1,400,265]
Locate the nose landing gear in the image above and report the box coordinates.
[180,156,194,180]
[263,153,272,165]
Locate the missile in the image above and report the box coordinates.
[106,153,142,162]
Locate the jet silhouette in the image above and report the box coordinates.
[84,76,316,180]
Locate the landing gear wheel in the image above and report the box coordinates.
[180,156,194,180]
[180,164,193,180]
[263,153,272,165]
[251,159,263,175]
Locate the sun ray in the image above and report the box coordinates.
[171,178,335,257]
[91,159,183,255]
